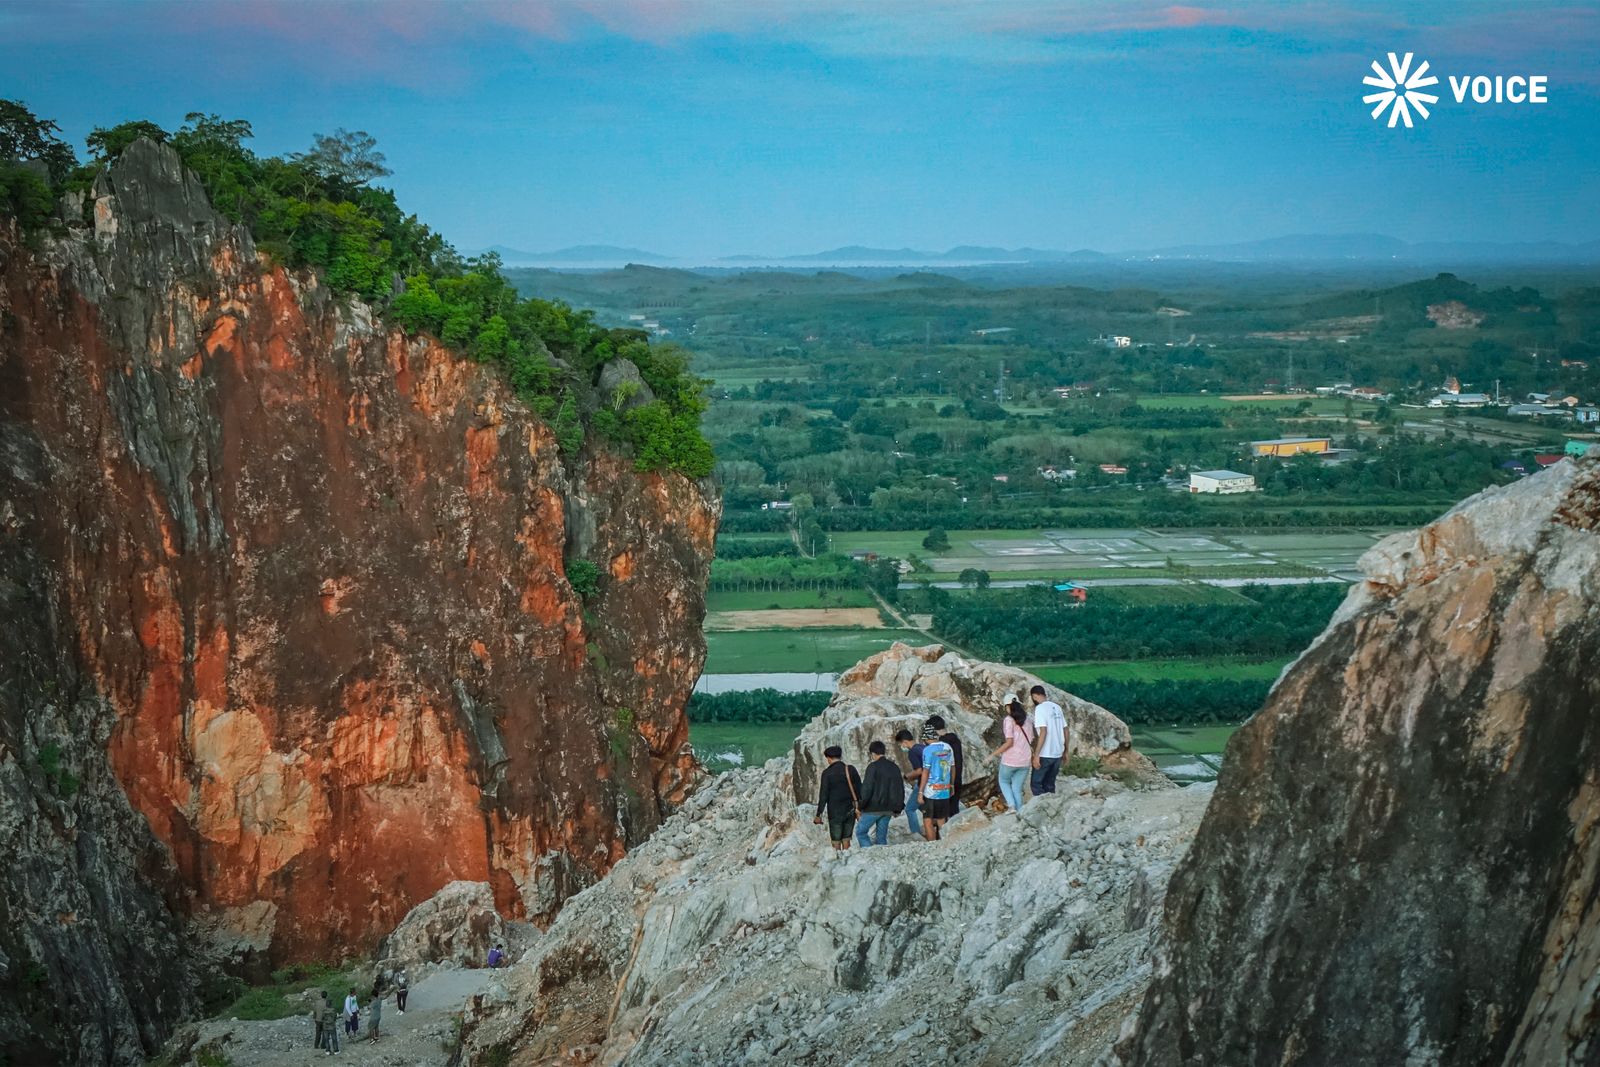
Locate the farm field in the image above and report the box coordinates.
[707,607,884,631]
[1130,723,1241,781]
[841,525,1401,578]
[1029,656,1291,686]
[707,588,875,611]
[704,627,927,673]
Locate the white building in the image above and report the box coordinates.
[1577,406,1599,425]
[1427,392,1492,408]
[1189,470,1257,494]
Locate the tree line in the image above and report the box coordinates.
[933,583,1347,662]
[687,689,832,723]
[709,554,866,592]
[1072,678,1272,725]
[684,679,1266,727]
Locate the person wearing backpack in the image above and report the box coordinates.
[855,740,905,847]
[917,723,956,841]
[990,694,1034,812]
[812,745,864,853]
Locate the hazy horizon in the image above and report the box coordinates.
[5,0,1598,258]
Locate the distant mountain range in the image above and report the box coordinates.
[479,234,1600,268]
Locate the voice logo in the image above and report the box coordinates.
[1363,52,1549,128]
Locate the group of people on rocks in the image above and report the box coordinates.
[310,970,408,1054]
[812,685,1071,850]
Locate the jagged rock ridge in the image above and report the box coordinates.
[1112,456,1600,1066]
[459,650,1209,1066]
[0,140,716,1064]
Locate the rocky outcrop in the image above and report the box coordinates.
[794,643,1151,803]
[376,881,536,971]
[1112,456,1600,1066]
[0,140,716,1063]
[458,654,1204,1065]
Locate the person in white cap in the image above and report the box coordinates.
[989,693,1034,812]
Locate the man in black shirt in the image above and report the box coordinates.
[855,740,905,847]
[813,745,863,852]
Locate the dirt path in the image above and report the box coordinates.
[189,967,494,1067]
[869,588,978,659]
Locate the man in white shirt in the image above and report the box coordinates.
[1029,684,1070,795]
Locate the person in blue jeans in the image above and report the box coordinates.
[855,740,904,846]
[1029,684,1069,795]
[895,729,923,836]
[989,694,1034,812]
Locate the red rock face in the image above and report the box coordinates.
[0,143,716,968]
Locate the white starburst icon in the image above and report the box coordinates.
[1363,52,1439,128]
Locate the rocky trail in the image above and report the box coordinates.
[179,968,492,1067]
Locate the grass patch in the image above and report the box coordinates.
[1027,656,1290,686]
[703,628,927,673]
[706,588,874,612]
[216,962,360,1022]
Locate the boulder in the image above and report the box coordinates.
[794,643,1141,803]
[597,357,656,412]
[1113,456,1600,1066]
[375,880,529,970]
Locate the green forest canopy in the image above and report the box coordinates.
[0,103,712,478]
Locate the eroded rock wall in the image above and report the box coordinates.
[0,140,715,1062]
[1112,457,1600,1066]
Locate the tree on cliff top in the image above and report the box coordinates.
[294,129,391,189]
[0,99,77,182]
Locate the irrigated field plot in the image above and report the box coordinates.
[857,526,1398,579]
[704,628,928,673]
[1030,657,1289,686]
[706,608,884,631]
[706,589,875,612]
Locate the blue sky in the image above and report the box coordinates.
[3,1,1597,257]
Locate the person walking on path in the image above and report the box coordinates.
[343,988,359,1037]
[311,991,326,1052]
[319,991,340,1055]
[930,714,963,816]
[896,729,923,836]
[917,724,956,841]
[395,970,408,1014]
[990,694,1035,812]
[1029,684,1069,795]
[366,989,383,1042]
[855,740,904,847]
[812,745,863,853]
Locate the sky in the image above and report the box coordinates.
[3,0,1598,259]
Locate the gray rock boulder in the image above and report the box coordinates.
[375,880,532,970]
[597,357,656,412]
[1112,456,1600,1067]
[793,643,1146,804]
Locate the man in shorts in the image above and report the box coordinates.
[812,745,863,853]
[917,723,957,841]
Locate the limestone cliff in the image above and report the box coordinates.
[1112,456,1600,1066]
[0,140,716,1063]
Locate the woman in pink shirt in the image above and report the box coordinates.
[989,694,1035,812]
